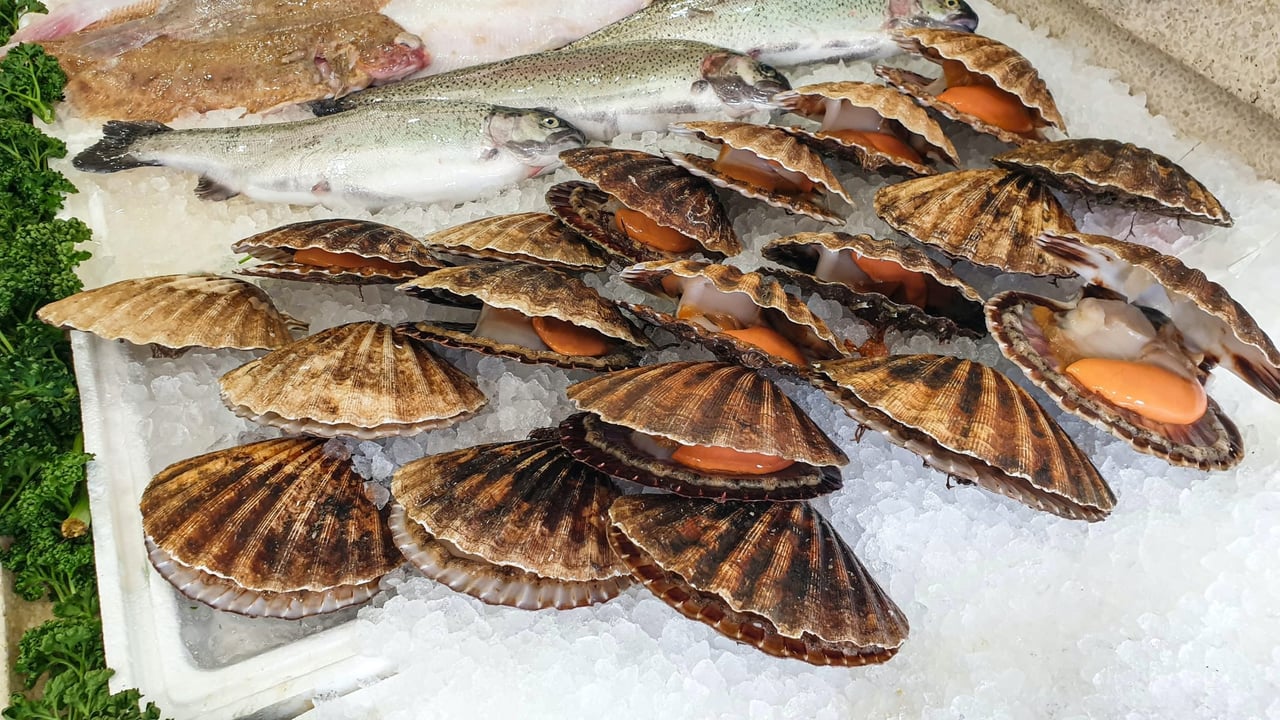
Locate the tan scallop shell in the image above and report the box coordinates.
[219,322,486,439]
[985,292,1243,470]
[389,436,631,610]
[140,437,402,618]
[874,169,1077,276]
[773,81,959,173]
[993,140,1232,227]
[231,218,445,284]
[608,495,908,665]
[620,259,845,367]
[419,212,609,271]
[811,354,1117,521]
[36,274,298,351]
[665,121,853,225]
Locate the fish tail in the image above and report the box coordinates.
[73,120,173,173]
[307,97,349,117]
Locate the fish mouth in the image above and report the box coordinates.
[946,10,979,33]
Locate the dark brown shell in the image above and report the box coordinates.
[140,437,402,618]
[419,212,610,271]
[545,181,673,265]
[36,274,298,351]
[219,322,487,439]
[985,291,1244,470]
[810,354,1117,521]
[992,140,1231,226]
[231,218,445,284]
[608,495,908,665]
[874,169,1077,276]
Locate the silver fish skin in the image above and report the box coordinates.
[310,39,790,142]
[565,0,980,66]
[72,102,586,210]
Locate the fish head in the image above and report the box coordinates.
[357,32,432,85]
[699,51,792,117]
[892,0,979,33]
[487,108,588,175]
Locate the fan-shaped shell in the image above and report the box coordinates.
[608,495,908,665]
[388,437,631,610]
[219,322,486,439]
[666,121,853,225]
[36,274,298,351]
[985,292,1243,470]
[811,354,1117,521]
[874,169,1076,276]
[545,181,672,265]
[231,218,445,284]
[140,437,402,618]
[993,140,1231,226]
[419,213,609,271]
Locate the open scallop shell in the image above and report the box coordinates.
[140,437,402,619]
[389,436,631,610]
[620,260,845,369]
[811,354,1117,521]
[665,121,853,225]
[773,81,959,175]
[37,274,299,351]
[219,321,486,439]
[419,212,609,271]
[231,218,445,284]
[608,495,908,665]
[398,263,649,371]
[762,232,986,339]
[874,169,1077,276]
[993,139,1232,227]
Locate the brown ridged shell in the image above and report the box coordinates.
[219,322,486,439]
[419,212,609,271]
[231,218,445,284]
[666,121,853,225]
[140,437,402,618]
[36,274,297,351]
[608,495,908,665]
[811,354,1117,521]
[985,292,1243,470]
[874,169,1077,276]
[544,181,675,265]
[993,140,1231,226]
[876,65,1045,146]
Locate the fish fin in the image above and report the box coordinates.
[307,97,348,117]
[194,176,238,201]
[72,120,172,173]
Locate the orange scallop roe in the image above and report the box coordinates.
[530,316,613,357]
[854,256,929,309]
[670,443,795,475]
[292,247,420,272]
[614,207,699,253]
[721,325,807,365]
[713,145,815,196]
[1065,357,1208,425]
[824,129,924,165]
[936,85,1035,134]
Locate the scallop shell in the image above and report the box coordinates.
[608,495,908,665]
[231,218,445,284]
[773,81,959,174]
[985,292,1243,470]
[219,322,486,439]
[619,260,845,368]
[389,436,632,610]
[993,140,1232,226]
[811,354,1117,521]
[140,437,402,619]
[874,169,1077,276]
[419,212,609,271]
[398,263,649,371]
[665,121,853,225]
[36,274,298,351]
[762,232,986,339]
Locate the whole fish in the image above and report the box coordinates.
[310,40,790,141]
[566,0,980,66]
[72,102,586,209]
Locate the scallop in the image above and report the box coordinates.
[36,273,300,351]
[560,362,847,501]
[140,437,402,619]
[810,354,1116,521]
[608,495,908,665]
[389,434,632,610]
[231,218,445,284]
[665,121,854,224]
[418,212,609,272]
[219,321,487,439]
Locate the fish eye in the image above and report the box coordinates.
[946,0,958,6]
[541,116,560,129]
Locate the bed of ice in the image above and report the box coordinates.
[44,0,1280,717]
